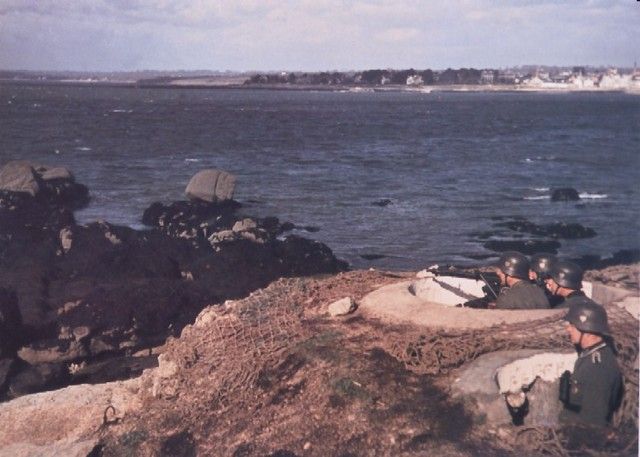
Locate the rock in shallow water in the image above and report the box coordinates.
[551,187,580,202]
[185,168,236,203]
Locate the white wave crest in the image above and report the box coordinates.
[111,109,133,113]
[579,193,608,199]
[524,195,550,200]
[75,147,92,151]
[534,187,549,192]
[185,158,201,163]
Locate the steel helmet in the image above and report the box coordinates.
[564,297,611,336]
[530,253,557,279]
[551,260,583,290]
[497,251,530,280]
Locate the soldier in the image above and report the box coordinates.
[545,260,585,307]
[559,297,622,426]
[492,251,550,309]
[529,253,563,307]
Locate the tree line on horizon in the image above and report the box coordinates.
[245,68,522,86]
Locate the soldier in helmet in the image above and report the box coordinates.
[545,260,585,307]
[492,251,550,309]
[529,253,563,307]
[559,297,622,426]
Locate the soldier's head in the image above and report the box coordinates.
[563,297,611,348]
[495,251,530,287]
[545,260,583,297]
[529,253,557,283]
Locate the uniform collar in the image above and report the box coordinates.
[578,341,607,358]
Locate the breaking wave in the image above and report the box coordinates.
[579,193,608,199]
[524,195,550,200]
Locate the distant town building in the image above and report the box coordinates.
[480,70,495,84]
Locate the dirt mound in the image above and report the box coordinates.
[92,269,638,456]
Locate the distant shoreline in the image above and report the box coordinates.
[1,78,638,95]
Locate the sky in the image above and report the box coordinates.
[0,0,639,72]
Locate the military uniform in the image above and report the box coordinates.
[495,280,550,309]
[560,342,622,426]
[557,290,586,308]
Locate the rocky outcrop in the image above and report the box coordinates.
[0,161,89,209]
[494,217,596,239]
[0,164,347,400]
[0,377,142,457]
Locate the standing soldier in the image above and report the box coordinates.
[559,297,622,426]
[492,251,550,309]
[545,260,585,307]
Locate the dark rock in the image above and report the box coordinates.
[1,176,348,401]
[277,235,348,275]
[298,225,320,233]
[0,161,89,210]
[372,199,392,207]
[495,218,596,239]
[159,431,197,457]
[0,287,22,357]
[0,358,15,393]
[5,361,69,398]
[551,188,580,202]
[58,222,183,282]
[571,249,640,270]
[142,199,241,240]
[543,222,596,239]
[360,254,387,261]
[483,239,561,255]
[69,354,158,385]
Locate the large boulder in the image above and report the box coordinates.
[185,169,236,203]
[0,161,88,209]
[0,161,39,196]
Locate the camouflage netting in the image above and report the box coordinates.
[102,270,638,456]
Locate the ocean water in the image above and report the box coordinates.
[1,84,639,270]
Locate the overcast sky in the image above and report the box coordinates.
[1,0,638,72]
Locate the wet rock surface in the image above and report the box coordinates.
[0,163,347,400]
[472,216,601,257]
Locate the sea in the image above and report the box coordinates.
[1,83,639,270]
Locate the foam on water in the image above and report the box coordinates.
[524,195,551,200]
[579,193,608,199]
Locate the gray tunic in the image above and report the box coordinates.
[495,280,550,309]
[560,343,622,426]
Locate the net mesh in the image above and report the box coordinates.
[154,275,638,454]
